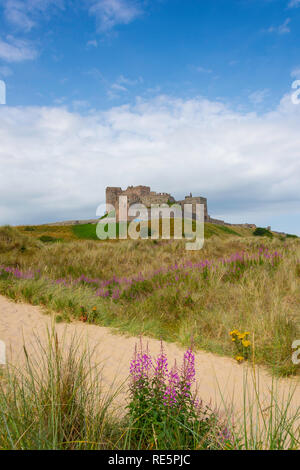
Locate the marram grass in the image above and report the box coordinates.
[0,226,299,376]
[0,331,299,450]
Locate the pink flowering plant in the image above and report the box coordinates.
[127,340,230,449]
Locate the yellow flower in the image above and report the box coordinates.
[230,329,239,336]
[242,340,251,348]
[231,338,236,342]
[92,306,97,311]
[235,355,244,363]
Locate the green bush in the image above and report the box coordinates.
[253,227,273,238]
[39,235,61,243]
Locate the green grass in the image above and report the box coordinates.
[214,225,241,236]
[72,223,99,240]
[39,235,62,243]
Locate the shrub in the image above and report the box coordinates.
[253,227,273,238]
[39,235,61,243]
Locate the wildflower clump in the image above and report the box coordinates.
[230,329,251,363]
[79,305,98,323]
[127,341,232,449]
[79,306,87,322]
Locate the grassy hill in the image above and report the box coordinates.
[16,220,257,243]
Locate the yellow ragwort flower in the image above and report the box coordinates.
[230,329,239,336]
[242,340,251,348]
[235,356,244,363]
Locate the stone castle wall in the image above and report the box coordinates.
[106,186,210,221]
[106,185,176,219]
[105,185,257,229]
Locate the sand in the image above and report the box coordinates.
[0,294,299,427]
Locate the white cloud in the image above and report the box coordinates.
[1,94,300,232]
[288,0,300,8]
[118,74,143,85]
[248,89,270,105]
[266,18,291,34]
[88,0,143,32]
[195,66,213,74]
[291,67,300,78]
[111,83,127,91]
[86,39,98,47]
[108,75,143,98]
[2,0,65,31]
[0,36,37,62]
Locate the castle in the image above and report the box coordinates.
[105,185,258,230]
[42,185,256,229]
[106,185,224,224]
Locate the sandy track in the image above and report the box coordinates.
[0,294,299,424]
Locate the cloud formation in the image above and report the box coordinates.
[108,74,143,98]
[288,0,300,8]
[266,18,291,34]
[2,0,65,32]
[248,89,270,105]
[0,36,37,62]
[1,92,300,231]
[88,0,143,32]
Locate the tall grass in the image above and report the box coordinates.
[0,226,299,376]
[0,333,299,450]
[219,369,300,450]
[0,330,121,450]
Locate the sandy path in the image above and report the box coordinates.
[0,294,299,428]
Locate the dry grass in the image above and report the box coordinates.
[18,224,78,241]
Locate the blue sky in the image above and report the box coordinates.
[0,0,300,233]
